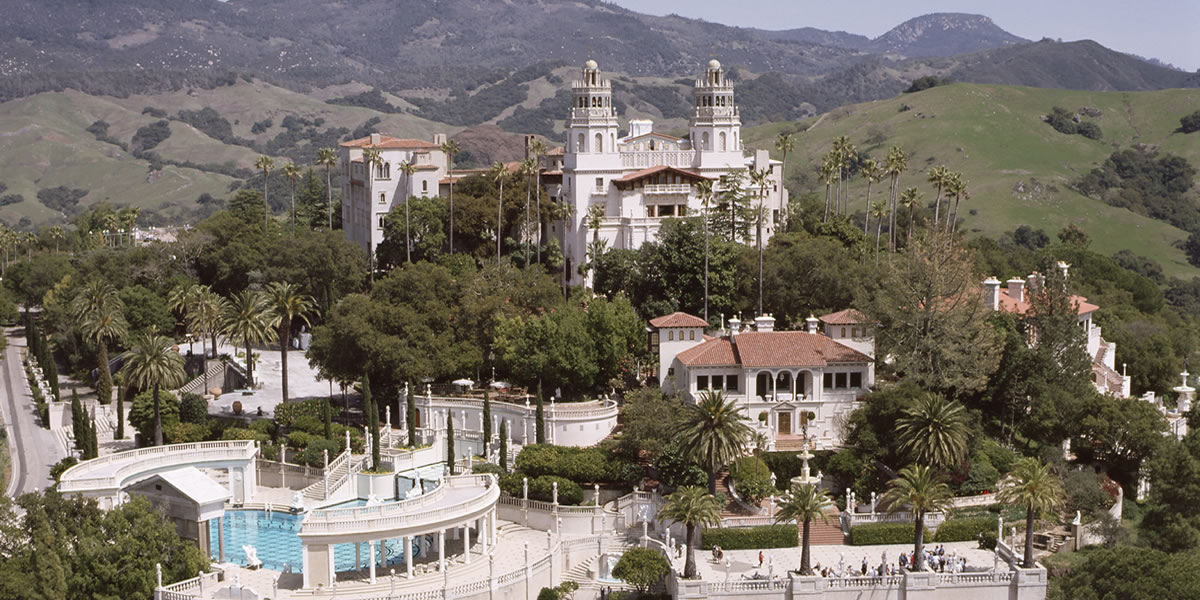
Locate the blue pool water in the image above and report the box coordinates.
[209,510,420,572]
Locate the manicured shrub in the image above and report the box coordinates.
[612,546,670,592]
[514,444,637,486]
[221,427,269,443]
[128,390,180,441]
[500,473,584,505]
[286,431,314,449]
[978,530,998,550]
[50,456,78,482]
[700,525,798,550]
[179,392,208,424]
[290,415,325,436]
[297,438,340,467]
[933,517,996,543]
[849,522,931,545]
[472,463,505,477]
[165,422,210,444]
[250,419,276,438]
[274,398,326,427]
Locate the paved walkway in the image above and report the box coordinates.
[1,326,67,497]
[691,541,999,581]
[204,343,336,420]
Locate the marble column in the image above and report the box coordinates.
[438,529,446,572]
[369,540,377,584]
[464,523,472,565]
[404,535,413,578]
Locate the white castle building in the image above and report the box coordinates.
[544,59,787,286]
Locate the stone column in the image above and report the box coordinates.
[438,529,446,572]
[464,523,472,565]
[405,535,413,579]
[369,540,377,584]
[217,516,225,563]
[480,514,489,555]
[356,542,361,571]
[492,507,498,546]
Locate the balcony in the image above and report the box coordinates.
[643,183,692,195]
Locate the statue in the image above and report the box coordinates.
[1072,510,1081,526]
[291,492,306,513]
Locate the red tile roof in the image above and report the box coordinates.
[340,135,440,150]
[996,289,1098,316]
[613,165,711,184]
[819,309,868,325]
[650,312,708,328]
[676,331,871,367]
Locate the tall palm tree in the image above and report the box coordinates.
[833,136,855,215]
[166,283,201,352]
[885,146,908,251]
[527,138,548,264]
[678,390,752,495]
[518,158,537,267]
[750,167,770,316]
[870,201,888,264]
[265,282,317,404]
[896,394,970,470]
[400,160,419,263]
[583,203,605,287]
[194,286,223,359]
[48,226,64,254]
[119,206,140,246]
[73,280,129,406]
[997,458,1064,568]
[820,157,835,223]
[880,465,953,572]
[860,159,880,234]
[440,139,461,254]
[775,482,832,575]
[282,162,301,236]
[657,486,722,579]
[255,155,275,228]
[946,173,967,235]
[220,291,274,388]
[315,147,338,230]
[488,161,508,264]
[696,179,715,323]
[775,133,794,228]
[556,199,576,300]
[927,165,951,229]
[121,333,186,446]
[169,283,219,391]
[900,187,921,243]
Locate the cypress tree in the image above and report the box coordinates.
[535,392,545,444]
[364,373,380,470]
[406,382,417,447]
[115,378,125,440]
[446,413,455,475]
[45,351,59,401]
[322,396,332,440]
[87,413,99,459]
[70,387,85,452]
[482,387,492,454]
[499,420,508,472]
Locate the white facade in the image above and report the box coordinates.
[556,60,788,286]
[340,133,449,259]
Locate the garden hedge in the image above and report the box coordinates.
[849,522,931,545]
[515,444,638,486]
[933,517,996,543]
[500,473,584,505]
[700,525,797,550]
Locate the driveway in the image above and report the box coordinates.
[1,326,68,497]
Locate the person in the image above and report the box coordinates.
[759,550,764,567]
[899,552,908,570]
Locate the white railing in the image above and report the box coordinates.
[177,359,227,396]
[844,511,946,529]
[936,571,1014,585]
[300,474,498,535]
[949,493,1000,508]
[825,574,902,588]
[643,184,692,195]
[155,570,221,600]
[621,151,695,169]
[721,515,775,528]
[59,440,257,492]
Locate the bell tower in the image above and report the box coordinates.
[690,59,742,166]
[567,60,619,163]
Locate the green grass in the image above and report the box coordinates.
[744,83,1200,279]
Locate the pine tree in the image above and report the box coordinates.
[535,392,545,445]
[446,413,456,475]
[406,381,417,447]
[364,373,380,470]
[482,387,492,455]
[499,420,508,472]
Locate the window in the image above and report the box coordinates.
[712,375,723,390]
[646,205,656,218]
[668,330,674,341]
[421,180,428,194]
[595,177,604,191]
[697,375,708,390]
[719,132,727,152]
[595,132,603,152]
[725,376,738,392]
[658,205,676,217]
[577,133,585,152]
[688,329,695,341]
[702,132,710,151]
[850,372,863,388]
[377,215,385,228]
[835,373,848,388]
[840,327,846,337]
[379,193,386,205]
[823,373,833,389]
[678,205,688,216]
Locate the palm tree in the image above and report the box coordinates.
[440,139,461,254]
[195,286,223,359]
[220,291,274,388]
[583,203,605,287]
[48,226,64,254]
[775,482,833,575]
[121,333,186,446]
[72,280,129,406]
[282,162,301,236]
[896,394,970,470]
[400,161,419,263]
[657,486,722,578]
[820,157,835,223]
[696,179,715,323]
[119,206,140,246]
[927,165,951,229]
[255,155,275,228]
[518,158,537,267]
[169,282,220,391]
[997,458,1064,568]
[900,187,921,243]
[833,136,855,215]
[946,173,967,235]
[750,167,770,316]
[265,282,316,404]
[315,147,338,230]
[678,390,752,495]
[775,133,794,227]
[860,159,880,234]
[885,146,908,251]
[880,465,953,572]
[488,161,508,263]
[528,138,548,264]
[870,201,888,263]
[550,198,575,300]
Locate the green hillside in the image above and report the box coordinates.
[745,83,1200,279]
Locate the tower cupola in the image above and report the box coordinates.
[689,58,741,159]
[567,60,619,155]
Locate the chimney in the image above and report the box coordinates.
[805,315,819,334]
[369,133,381,145]
[433,133,447,146]
[983,277,1001,311]
[754,314,775,333]
[628,119,654,138]
[728,316,742,336]
[1026,272,1041,295]
[1006,278,1025,303]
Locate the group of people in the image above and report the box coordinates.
[897,545,968,574]
[814,546,971,579]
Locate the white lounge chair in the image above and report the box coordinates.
[243,545,263,569]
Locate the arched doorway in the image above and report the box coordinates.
[756,372,770,399]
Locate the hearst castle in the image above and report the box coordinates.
[340,59,786,284]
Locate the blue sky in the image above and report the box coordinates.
[609,0,1200,71]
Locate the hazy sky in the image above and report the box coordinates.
[609,0,1200,71]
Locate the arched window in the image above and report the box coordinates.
[719,132,727,152]
[701,132,710,151]
[756,373,770,398]
[594,132,603,153]
[421,180,428,194]
[384,163,391,178]
[577,133,585,153]
[379,192,386,205]
[733,132,738,150]
[610,133,615,148]
[649,140,656,151]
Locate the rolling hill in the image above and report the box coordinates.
[743,83,1200,278]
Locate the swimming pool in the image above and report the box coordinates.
[210,510,420,572]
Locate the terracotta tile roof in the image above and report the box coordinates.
[649,312,708,328]
[997,289,1098,316]
[547,147,565,156]
[613,165,712,184]
[733,331,871,367]
[340,135,440,150]
[411,164,440,171]
[677,338,736,366]
[819,309,868,325]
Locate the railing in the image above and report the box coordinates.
[643,184,692,195]
[949,493,1000,508]
[936,571,1014,585]
[843,510,946,529]
[177,359,227,396]
[621,151,695,169]
[825,574,902,588]
[721,515,775,528]
[700,579,790,592]
[300,474,498,535]
[59,440,257,492]
[155,570,221,600]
